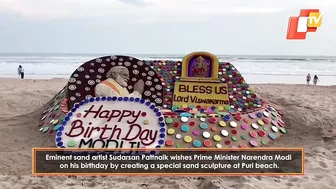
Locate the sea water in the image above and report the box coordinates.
[1,53,336,85]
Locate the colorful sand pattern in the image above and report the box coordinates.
[37,52,286,149]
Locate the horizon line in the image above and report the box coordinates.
[0,52,335,57]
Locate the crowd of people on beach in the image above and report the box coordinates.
[306,73,319,85]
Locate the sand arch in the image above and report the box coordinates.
[37,52,287,149]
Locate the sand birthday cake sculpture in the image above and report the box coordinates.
[38,52,287,149]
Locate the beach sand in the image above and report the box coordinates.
[0,78,335,189]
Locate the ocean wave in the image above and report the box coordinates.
[1,54,336,78]
[240,72,336,76]
[146,56,184,59]
[1,54,335,62]
[1,71,335,77]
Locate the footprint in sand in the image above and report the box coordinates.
[318,161,328,168]
[314,174,324,181]
[273,178,281,182]
[288,177,299,182]
[285,182,294,187]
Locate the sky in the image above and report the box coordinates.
[0,0,335,55]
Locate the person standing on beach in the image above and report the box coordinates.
[306,73,311,84]
[313,75,319,85]
[18,65,24,79]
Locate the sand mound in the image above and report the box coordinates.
[0,78,335,188]
[37,53,286,150]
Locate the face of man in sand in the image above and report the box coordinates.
[114,67,130,88]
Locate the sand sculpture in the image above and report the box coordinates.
[37,52,287,149]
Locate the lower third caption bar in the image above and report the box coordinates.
[32,148,304,176]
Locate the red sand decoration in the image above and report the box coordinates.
[37,52,286,149]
